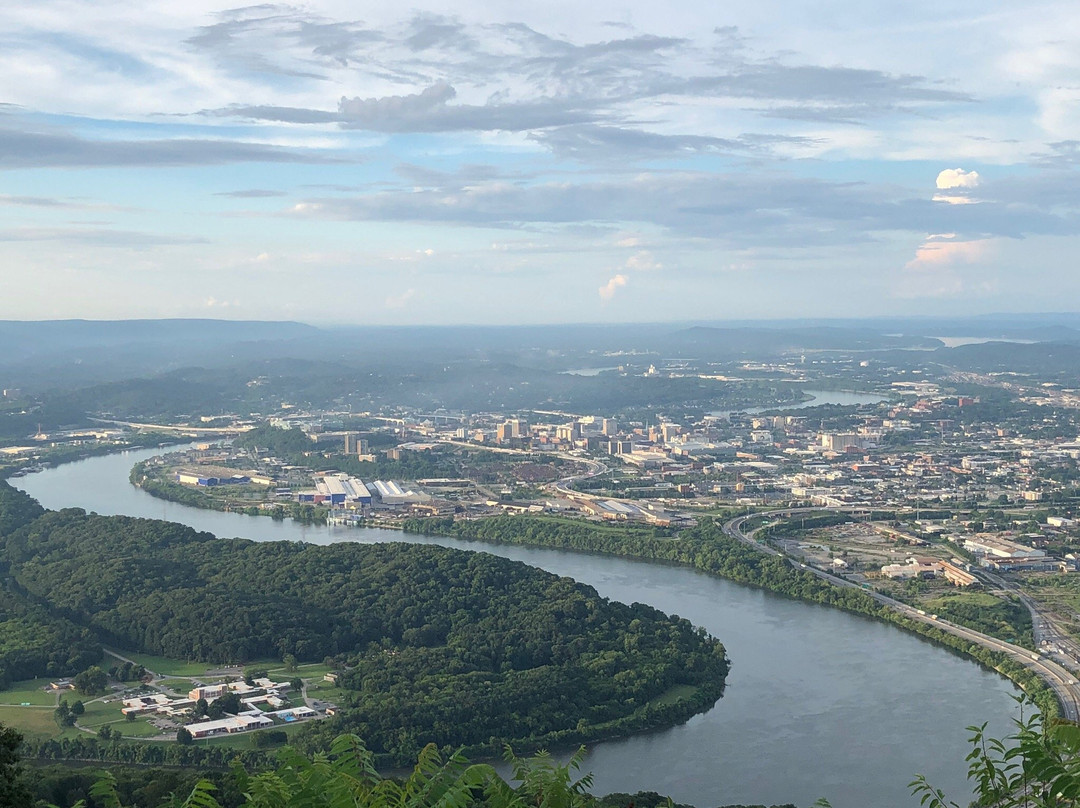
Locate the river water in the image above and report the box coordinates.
[17,447,1018,808]
[711,389,888,417]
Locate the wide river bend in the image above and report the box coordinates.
[18,447,1018,808]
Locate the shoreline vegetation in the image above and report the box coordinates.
[0,434,187,482]
[124,440,1059,718]
[0,481,730,770]
[129,460,330,525]
[401,514,1060,718]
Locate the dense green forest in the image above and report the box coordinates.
[0,483,728,764]
[401,514,1060,717]
[0,482,102,687]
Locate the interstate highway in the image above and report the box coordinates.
[723,510,1080,721]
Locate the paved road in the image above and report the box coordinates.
[550,456,608,499]
[976,571,1080,674]
[722,510,1080,721]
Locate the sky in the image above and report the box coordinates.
[1,1,1079,325]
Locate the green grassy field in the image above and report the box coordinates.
[157,678,194,693]
[0,679,60,706]
[115,718,170,739]
[75,699,122,727]
[105,650,217,677]
[647,684,698,707]
[0,705,60,740]
[304,681,346,703]
[265,662,334,679]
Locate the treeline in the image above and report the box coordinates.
[21,734,269,771]
[7,723,803,808]
[402,515,1060,717]
[0,585,101,688]
[0,493,728,764]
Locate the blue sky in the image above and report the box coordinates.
[2,1,1079,324]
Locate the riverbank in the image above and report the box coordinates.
[402,515,1060,719]
[129,459,330,526]
[127,447,1058,716]
[16,444,1023,807]
[1,434,187,481]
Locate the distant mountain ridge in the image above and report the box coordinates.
[665,325,943,353]
[0,318,319,354]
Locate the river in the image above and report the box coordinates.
[17,447,1018,808]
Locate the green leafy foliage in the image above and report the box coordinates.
[0,504,727,764]
[911,698,1080,808]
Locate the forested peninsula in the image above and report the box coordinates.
[0,482,729,765]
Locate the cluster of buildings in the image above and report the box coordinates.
[119,676,313,740]
[880,556,978,586]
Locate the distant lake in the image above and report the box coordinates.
[711,388,888,416]
[17,446,1020,808]
[934,336,1038,348]
[561,366,621,376]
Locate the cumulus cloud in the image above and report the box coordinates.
[905,234,987,270]
[936,168,981,189]
[896,233,995,299]
[599,273,628,300]
[933,167,981,204]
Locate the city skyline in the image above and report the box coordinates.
[2,1,1079,324]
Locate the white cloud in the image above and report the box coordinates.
[598,273,628,300]
[933,168,980,204]
[896,233,994,299]
[905,234,987,270]
[936,168,980,190]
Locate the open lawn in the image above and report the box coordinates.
[158,678,194,693]
[75,699,123,727]
[114,718,170,739]
[647,684,698,707]
[0,679,60,706]
[0,705,60,741]
[265,662,334,679]
[106,650,215,677]
[305,682,346,703]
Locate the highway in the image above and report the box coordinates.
[89,417,252,436]
[722,511,1080,721]
[550,457,608,499]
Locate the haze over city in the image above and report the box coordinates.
[3,0,1079,323]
